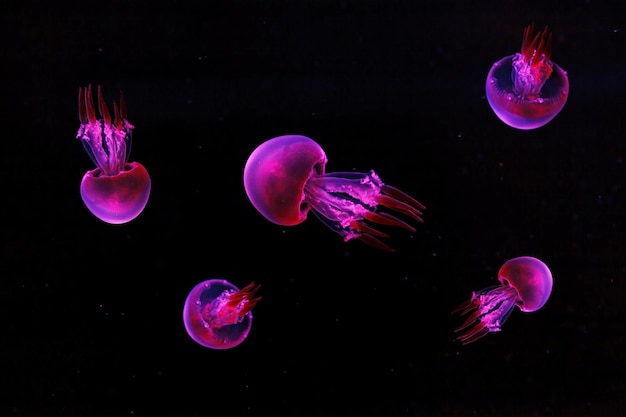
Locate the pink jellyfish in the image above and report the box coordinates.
[486,23,569,130]
[452,256,553,345]
[76,84,151,224]
[243,135,426,252]
[183,279,262,350]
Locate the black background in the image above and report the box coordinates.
[2,1,625,416]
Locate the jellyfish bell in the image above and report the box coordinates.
[497,256,553,312]
[244,135,327,226]
[79,161,150,225]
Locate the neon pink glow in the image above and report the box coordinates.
[76,84,151,224]
[452,256,553,345]
[486,23,569,130]
[243,135,426,252]
[183,279,261,350]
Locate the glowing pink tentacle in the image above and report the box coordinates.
[84,84,97,124]
[376,194,424,223]
[226,282,262,316]
[457,325,489,345]
[381,184,426,210]
[365,211,416,232]
[97,85,111,124]
[359,232,395,253]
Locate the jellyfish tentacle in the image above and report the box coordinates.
[84,84,97,124]
[452,296,480,316]
[350,219,391,239]
[457,324,489,345]
[207,282,262,329]
[454,309,482,333]
[381,184,426,210]
[376,193,424,223]
[521,22,540,61]
[227,281,262,315]
[453,297,484,335]
[239,298,261,316]
[365,211,416,232]
[78,87,88,124]
[97,85,112,124]
[238,281,262,297]
[359,232,395,253]
[451,299,476,315]
[229,282,261,300]
[113,101,123,130]
[533,26,552,64]
[521,23,552,64]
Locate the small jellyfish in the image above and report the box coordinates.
[243,135,426,252]
[485,23,569,130]
[76,84,151,224]
[183,279,261,350]
[452,256,553,345]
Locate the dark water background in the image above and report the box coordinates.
[2,1,625,416]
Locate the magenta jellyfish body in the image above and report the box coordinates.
[76,84,151,224]
[453,256,553,345]
[486,23,569,130]
[243,135,426,252]
[183,279,261,350]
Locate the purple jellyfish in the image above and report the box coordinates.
[243,135,426,252]
[183,279,262,350]
[453,256,553,345]
[486,23,569,130]
[76,84,151,224]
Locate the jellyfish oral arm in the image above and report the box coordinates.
[452,285,519,345]
[512,23,554,100]
[77,84,134,176]
[204,282,262,329]
[305,170,425,252]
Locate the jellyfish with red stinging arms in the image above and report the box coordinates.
[452,256,553,345]
[183,279,262,350]
[485,23,569,130]
[76,84,151,224]
[243,135,426,252]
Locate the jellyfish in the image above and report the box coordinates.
[485,23,569,130]
[243,135,426,252]
[183,279,261,350]
[76,84,151,224]
[452,256,553,345]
